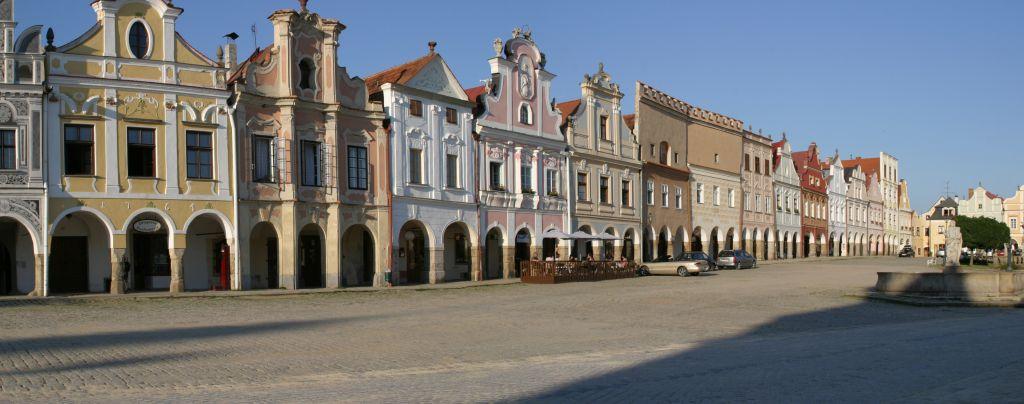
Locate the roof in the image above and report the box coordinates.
[555,99,581,131]
[843,157,880,179]
[364,53,438,95]
[227,46,272,84]
[967,188,1002,201]
[464,85,487,102]
[623,114,636,130]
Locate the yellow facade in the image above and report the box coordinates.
[44,0,234,295]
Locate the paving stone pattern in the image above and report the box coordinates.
[1,258,1021,402]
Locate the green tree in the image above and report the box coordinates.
[955,216,1011,265]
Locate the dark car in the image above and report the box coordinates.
[960,252,990,265]
[898,246,914,257]
[716,250,756,269]
[677,251,717,271]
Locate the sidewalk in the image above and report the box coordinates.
[0,278,523,302]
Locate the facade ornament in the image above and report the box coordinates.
[492,38,503,56]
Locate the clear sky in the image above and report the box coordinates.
[24,0,1023,212]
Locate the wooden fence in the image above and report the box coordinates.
[521,260,637,284]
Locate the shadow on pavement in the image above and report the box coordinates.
[525,272,1024,402]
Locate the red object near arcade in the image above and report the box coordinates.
[218,243,230,290]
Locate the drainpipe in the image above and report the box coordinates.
[226,88,240,290]
[384,115,394,287]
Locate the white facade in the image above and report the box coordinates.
[0,0,45,295]
[772,138,802,259]
[825,152,847,256]
[380,55,478,283]
[880,152,899,253]
[958,185,1003,222]
[844,164,869,256]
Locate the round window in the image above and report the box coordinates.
[128,21,149,59]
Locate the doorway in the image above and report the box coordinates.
[299,234,323,288]
[132,234,170,291]
[51,237,89,293]
[267,237,279,289]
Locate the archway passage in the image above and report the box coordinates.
[602,228,616,260]
[724,229,735,251]
[51,212,110,294]
[484,228,504,280]
[803,234,812,258]
[250,222,279,289]
[751,229,759,258]
[656,227,670,260]
[298,224,326,289]
[342,225,375,286]
[184,214,228,291]
[709,228,720,259]
[642,228,654,262]
[828,233,836,257]
[128,214,171,292]
[399,221,428,285]
[575,226,595,260]
[763,230,770,260]
[0,218,35,295]
[691,227,704,255]
[622,229,636,261]
[443,223,472,282]
[514,228,532,278]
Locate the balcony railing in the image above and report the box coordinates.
[522,260,637,284]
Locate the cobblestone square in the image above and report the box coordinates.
[2,257,1021,403]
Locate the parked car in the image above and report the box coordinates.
[717,250,756,269]
[678,251,717,271]
[640,258,708,277]
[898,246,914,257]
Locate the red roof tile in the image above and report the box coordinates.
[556,99,581,120]
[843,157,880,179]
[464,85,486,102]
[623,114,636,130]
[364,53,438,95]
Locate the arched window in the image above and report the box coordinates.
[519,103,532,125]
[298,59,315,90]
[658,141,671,166]
[128,21,149,59]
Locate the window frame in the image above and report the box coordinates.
[445,153,459,189]
[126,127,156,178]
[347,145,368,190]
[252,135,276,183]
[446,107,458,125]
[489,161,503,191]
[576,172,588,201]
[126,19,151,59]
[408,147,424,185]
[0,129,15,170]
[599,175,610,204]
[621,179,632,207]
[409,99,423,117]
[600,115,610,141]
[63,124,94,176]
[300,140,323,187]
[185,130,213,180]
[520,164,533,193]
[645,180,654,206]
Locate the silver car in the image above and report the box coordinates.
[716,250,756,269]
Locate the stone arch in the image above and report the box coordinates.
[49,206,116,249]
[692,226,705,254]
[655,225,671,260]
[341,224,377,286]
[248,221,280,289]
[484,226,506,280]
[674,226,689,256]
[123,208,178,249]
[49,210,113,294]
[622,227,638,261]
[0,215,39,295]
[182,212,230,291]
[442,221,473,282]
[397,220,431,284]
[297,222,327,288]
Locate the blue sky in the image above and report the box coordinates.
[25,0,1023,212]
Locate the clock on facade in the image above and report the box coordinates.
[518,58,534,99]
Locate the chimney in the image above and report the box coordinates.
[428,41,437,54]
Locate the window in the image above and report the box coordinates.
[764,160,770,174]
[408,148,423,184]
[754,195,760,212]
[754,157,761,174]
[546,169,559,196]
[298,58,315,90]
[661,184,669,207]
[441,154,459,189]
[576,172,588,201]
[410,99,423,117]
[128,21,149,59]
[252,136,275,182]
[675,187,683,209]
[649,144,655,157]
[744,154,750,171]
[600,115,610,140]
[348,146,368,190]
[1011,218,1018,229]
[713,186,721,206]
[599,176,610,204]
[127,127,155,177]
[714,153,720,163]
[728,189,735,208]
[62,124,93,175]
[621,179,632,206]
[446,108,458,125]
[696,183,705,204]
[521,164,533,193]
[658,142,670,165]
[489,162,503,190]
[519,104,532,125]
[0,130,14,170]
[646,181,654,206]
[185,131,213,179]
[673,153,678,164]
[301,141,323,186]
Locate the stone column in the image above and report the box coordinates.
[428,248,444,284]
[768,241,776,260]
[502,246,515,278]
[109,248,126,294]
[169,248,185,293]
[470,246,483,281]
[31,253,44,297]
[613,244,623,261]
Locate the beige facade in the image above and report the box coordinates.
[1005,186,1024,249]
[741,130,776,260]
[562,65,642,261]
[685,95,744,258]
[45,0,234,295]
[631,82,692,261]
[958,185,1004,222]
[230,3,389,289]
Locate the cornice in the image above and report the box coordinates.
[637,81,744,132]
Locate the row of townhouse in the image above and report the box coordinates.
[911,185,1024,257]
[0,0,916,296]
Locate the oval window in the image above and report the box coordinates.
[128,21,149,59]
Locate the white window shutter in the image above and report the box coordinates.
[269,137,278,183]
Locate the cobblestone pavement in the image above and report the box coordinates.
[1,258,1021,403]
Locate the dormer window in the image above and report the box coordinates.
[519,103,532,125]
[128,21,150,59]
[298,58,315,90]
